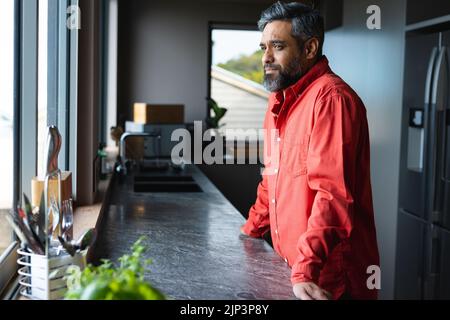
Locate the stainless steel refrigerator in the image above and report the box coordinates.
[396,27,450,299]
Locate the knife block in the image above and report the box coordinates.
[31,171,72,208]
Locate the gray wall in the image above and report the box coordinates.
[117,0,272,125]
[324,0,406,299]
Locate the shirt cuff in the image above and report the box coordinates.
[241,219,264,238]
[291,263,321,285]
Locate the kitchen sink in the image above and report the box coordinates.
[139,160,170,172]
[133,177,202,193]
[134,175,195,183]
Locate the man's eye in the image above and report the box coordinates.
[274,45,284,50]
[260,46,266,51]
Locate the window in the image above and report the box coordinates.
[209,26,269,140]
[0,0,19,297]
[104,0,118,149]
[37,0,48,179]
[37,0,79,191]
[0,0,79,297]
[0,0,15,259]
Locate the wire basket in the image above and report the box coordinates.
[17,247,86,300]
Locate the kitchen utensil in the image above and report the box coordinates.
[48,197,60,239]
[43,126,63,256]
[44,126,62,177]
[17,207,42,243]
[76,228,97,251]
[61,199,73,241]
[57,236,76,256]
[17,247,86,300]
[13,208,45,255]
[57,228,97,257]
[32,206,40,223]
[23,193,35,230]
[36,192,46,245]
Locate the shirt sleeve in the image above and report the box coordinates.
[242,172,270,238]
[291,93,361,284]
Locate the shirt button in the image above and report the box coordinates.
[275,229,278,235]
[274,168,278,174]
[284,257,288,263]
[271,199,276,204]
[277,137,281,142]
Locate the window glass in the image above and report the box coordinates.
[210,29,268,139]
[0,0,15,256]
[38,0,49,178]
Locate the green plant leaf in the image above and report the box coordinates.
[64,236,165,300]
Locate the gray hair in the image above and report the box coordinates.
[258,1,324,56]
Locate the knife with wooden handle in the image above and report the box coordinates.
[44,126,62,176]
[43,126,62,250]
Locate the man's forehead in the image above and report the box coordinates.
[261,20,293,42]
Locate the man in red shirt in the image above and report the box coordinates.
[241,2,380,300]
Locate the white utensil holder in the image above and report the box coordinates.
[17,247,86,300]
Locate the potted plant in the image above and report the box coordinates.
[64,236,166,300]
[206,97,227,129]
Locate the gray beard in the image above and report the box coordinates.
[263,58,303,92]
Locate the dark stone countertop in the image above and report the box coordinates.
[91,164,294,300]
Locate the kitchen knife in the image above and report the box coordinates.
[18,207,45,255]
[43,126,62,254]
[37,191,46,244]
[44,126,62,176]
[49,196,60,238]
[13,208,45,255]
[23,193,35,230]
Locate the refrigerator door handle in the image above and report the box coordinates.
[425,47,440,222]
[428,47,450,225]
[433,47,450,183]
[431,47,447,106]
[425,47,439,105]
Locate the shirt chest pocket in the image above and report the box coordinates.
[281,134,310,177]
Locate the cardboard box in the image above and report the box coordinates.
[133,103,184,124]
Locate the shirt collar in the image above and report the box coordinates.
[270,55,331,116]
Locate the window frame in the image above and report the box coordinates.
[0,0,79,297]
[207,22,260,120]
[0,0,22,296]
[68,0,79,198]
[104,0,118,148]
[47,0,79,194]
[207,22,265,162]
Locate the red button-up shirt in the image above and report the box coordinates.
[242,56,380,300]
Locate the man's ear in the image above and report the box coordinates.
[304,38,320,60]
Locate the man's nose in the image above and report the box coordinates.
[262,49,274,65]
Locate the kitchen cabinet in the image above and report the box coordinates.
[407,0,450,25]
[318,0,343,31]
[198,163,261,219]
